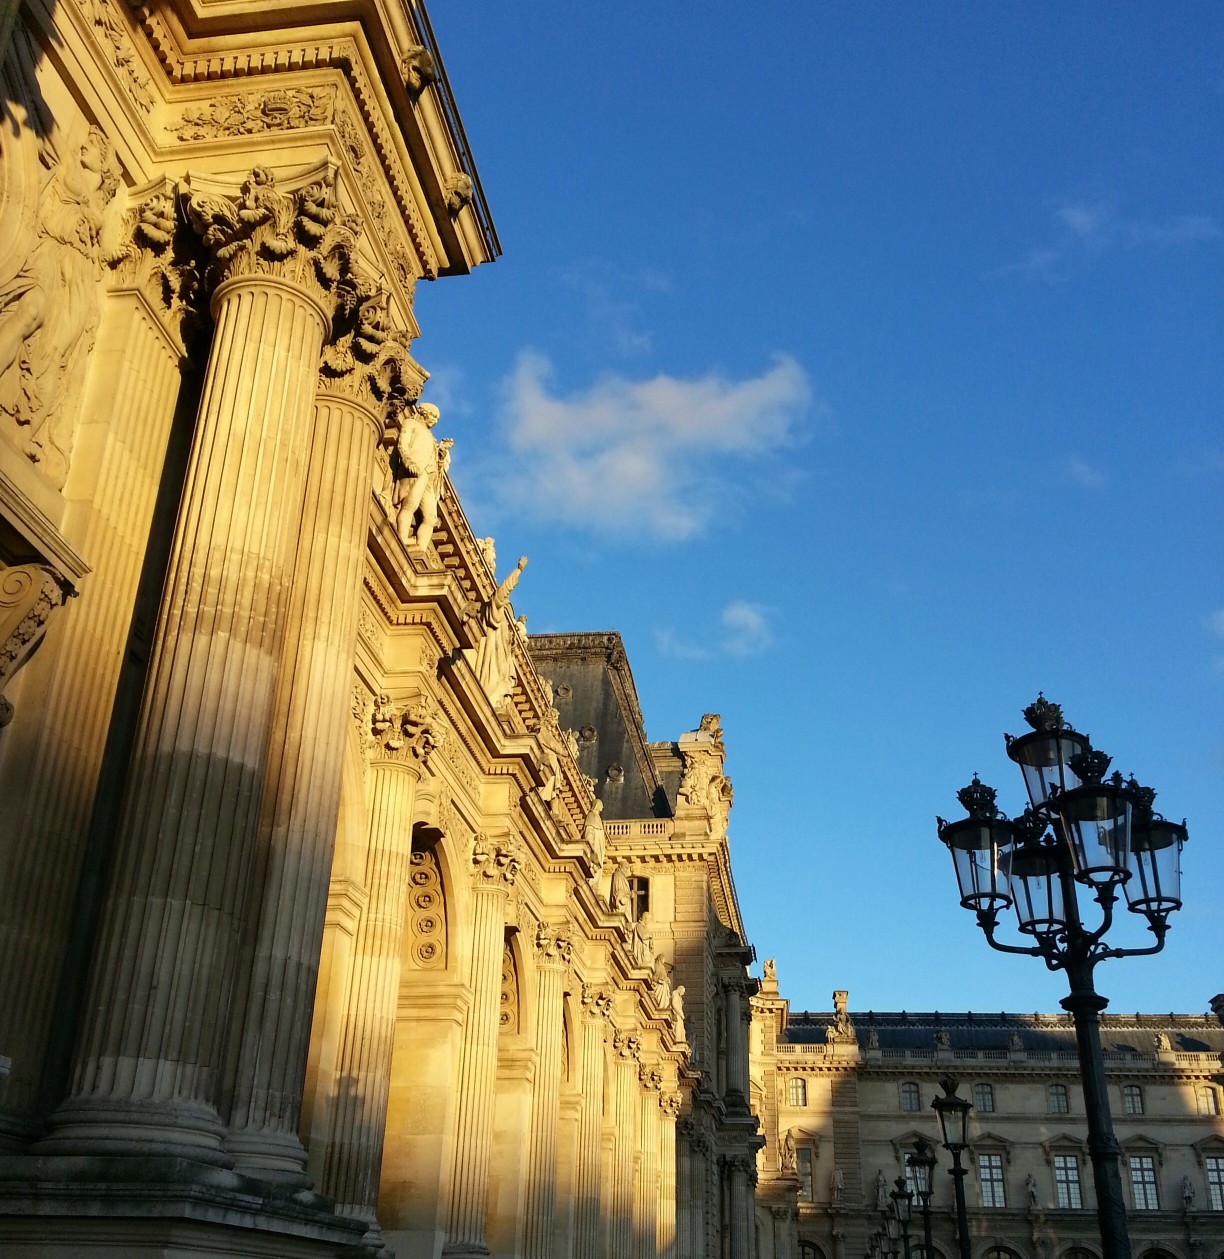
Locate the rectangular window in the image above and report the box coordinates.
[1122,1085,1144,1115]
[1199,1087,1220,1117]
[1047,1083,1069,1114]
[978,1153,1006,1208]
[1053,1155,1082,1209]
[797,1147,814,1202]
[629,876,650,922]
[900,1082,921,1112]
[973,1083,995,1113]
[1206,1156,1224,1211]
[1128,1155,1159,1210]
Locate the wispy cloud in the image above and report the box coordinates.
[656,600,776,660]
[1210,609,1224,674]
[487,350,816,540]
[557,261,671,357]
[1000,198,1221,279]
[1064,455,1108,490]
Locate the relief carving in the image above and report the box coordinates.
[406,848,447,969]
[534,921,573,968]
[76,0,154,112]
[365,690,440,771]
[401,47,437,98]
[0,562,68,726]
[183,165,361,306]
[173,88,335,142]
[0,122,121,487]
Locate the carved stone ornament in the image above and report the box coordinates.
[106,183,203,348]
[76,0,154,112]
[660,1092,681,1118]
[534,921,573,967]
[581,984,613,1020]
[391,401,451,550]
[183,164,361,305]
[0,120,122,488]
[173,88,335,142]
[443,172,473,215]
[366,691,440,770]
[401,47,438,97]
[0,563,68,726]
[471,833,520,889]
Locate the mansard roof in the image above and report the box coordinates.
[782,1009,1224,1056]
[528,632,670,821]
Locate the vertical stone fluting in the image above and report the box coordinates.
[224,387,383,1181]
[47,264,330,1162]
[317,732,428,1220]
[658,1095,678,1259]
[520,925,571,1259]
[574,987,610,1259]
[729,1156,752,1259]
[0,284,184,1144]
[637,1069,659,1259]
[443,837,518,1256]
[674,1121,693,1259]
[609,1031,639,1259]
[724,981,747,1107]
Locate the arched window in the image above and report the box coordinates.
[1121,1084,1144,1115]
[973,1082,995,1112]
[1047,1083,1070,1114]
[982,1248,1023,1259]
[798,1243,821,1259]
[788,1077,808,1107]
[1198,1085,1220,1116]
[1062,1250,1097,1259]
[900,1081,921,1112]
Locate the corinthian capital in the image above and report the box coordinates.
[581,984,613,1020]
[534,921,573,967]
[183,164,361,305]
[365,691,441,771]
[471,833,520,889]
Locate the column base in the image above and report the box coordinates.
[0,1153,375,1258]
[38,1097,231,1167]
[226,1129,312,1188]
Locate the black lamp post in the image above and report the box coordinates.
[907,1135,936,1259]
[890,1175,914,1259]
[930,1076,972,1259]
[936,696,1188,1259]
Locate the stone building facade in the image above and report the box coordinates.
[751,971,1224,1259]
[0,4,759,1258]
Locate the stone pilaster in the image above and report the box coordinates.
[521,923,572,1259]
[575,985,612,1259]
[224,294,416,1181]
[658,1094,679,1259]
[675,1121,694,1259]
[0,192,194,1145]
[45,167,356,1163]
[442,835,519,1256]
[637,1066,661,1259]
[729,1155,754,1259]
[315,707,434,1220]
[609,1030,640,1259]
[725,979,750,1107]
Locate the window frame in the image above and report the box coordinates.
[899,1081,921,1112]
[1047,1083,1070,1114]
[628,875,650,922]
[1121,1084,1145,1116]
[796,1145,815,1203]
[977,1151,1006,1208]
[788,1077,808,1108]
[1127,1154,1159,1210]
[1205,1154,1224,1211]
[973,1082,996,1113]
[1197,1086,1220,1117]
[1052,1153,1083,1209]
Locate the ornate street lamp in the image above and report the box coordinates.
[936,696,1188,1259]
[930,1077,972,1259]
[907,1136,936,1259]
[891,1175,914,1259]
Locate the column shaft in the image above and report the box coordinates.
[730,1162,751,1259]
[610,1043,638,1259]
[49,274,328,1161]
[317,756,421,1219]
[0,292,182,1142]
[522,947,567,1259]
[443,865,513,1254]
[225,389,381,1180]
[574,1003,608,1259]
[658,1105,676,1259]
[674,1127,693,1259]
[725,984,746,1106]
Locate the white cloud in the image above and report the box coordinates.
[1209,609,1224,639]
[491,350,814,539]
[656,600,776,661]
[1064,456,1107,490]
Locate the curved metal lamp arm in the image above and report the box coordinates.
[977,911,1045,958]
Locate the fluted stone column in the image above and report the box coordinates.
[0,194,192,1145]
[725,980,748,1108]
[575,986,611,1259]
[675,1121,694,1259]
[443,836,519,1257]
[224,369,394,1181]
[658,1094,678,1259]
[316,709,436,1220]
[729,1156,753,1259]
[609,1030,640,1259]
[637,1067,660,1259]
[44,167,359,1163]
[521,924,572,1259]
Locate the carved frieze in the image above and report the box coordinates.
[0,563,68,726]
[75,0,154,112]
[173,87,335,141]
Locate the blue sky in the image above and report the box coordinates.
[416,4,1222,1017]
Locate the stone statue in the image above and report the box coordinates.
[831,1166,844,1203]
[1182,1174,1195,1209]
[671,984,686,1041]
[763,957,777,984]
[478,535,496,573]
[934,1028,951,1050]
[0,123,120,487]
[632,910,655,968]
[583,797,606,875]
[515,613,529,642]
[1008,1031,1024,1052]
[1025,1172,1038,1208]
[867,1027,879,1049]
[875,1170,889,1211]
[535,707,566,804]
[1154,1031,1172,1052]
[781,1128,797,1173]
[610,858,631,917]
[393,402,450,548]
[469,556,527,710]
[650,955,671,1010]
